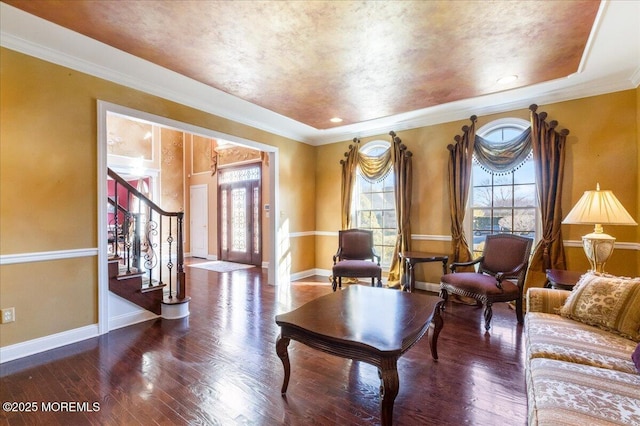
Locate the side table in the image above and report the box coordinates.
[399,251,448,293]
[545,269,583,291]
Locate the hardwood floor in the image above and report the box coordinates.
[1,260,527,425]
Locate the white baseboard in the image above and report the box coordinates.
[289,268,321,281]
[109,310,159,331]
[314,268,332,277]
[0,324,99,364]
[1,299,160,363]
[414,281,441,293]
[185,254,218,261]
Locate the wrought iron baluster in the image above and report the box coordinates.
[167,216,174,298]
[113,181,119,258]
[133,212,141,273]
[159,214,164,287]
[124,211,132,274]
[144,206,158,287]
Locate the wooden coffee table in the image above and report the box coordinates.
[275,285,445,426]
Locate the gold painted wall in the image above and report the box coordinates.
[280,141,316,234]
[159,128,184,212]
[107,115,153,160]
[0,47,315,347]
[192,135,212,174]
[0,257,97,347]
[315,90,639,285]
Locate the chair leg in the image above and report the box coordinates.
[332,276,338,292]
[439,288,448,301]
[376,276,382,287]
[484,302,493,330]
[516,297,524,324]
[371,277,375,287]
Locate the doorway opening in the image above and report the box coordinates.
[97,100,279,334]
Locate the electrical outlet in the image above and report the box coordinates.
[1,307,15,324]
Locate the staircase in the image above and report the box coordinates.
[108,168,190,319]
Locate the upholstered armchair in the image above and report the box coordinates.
[332,229,383,291]
[440,233,533,330]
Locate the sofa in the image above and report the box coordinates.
[525,272,640,425]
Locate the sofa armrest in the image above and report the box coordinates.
[526,287,571,314]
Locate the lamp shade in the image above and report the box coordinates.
[562,184,637,226]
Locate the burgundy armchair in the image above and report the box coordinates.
[332,229,383,291]
[440,233,533,330]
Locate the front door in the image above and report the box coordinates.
[218,165,262,265]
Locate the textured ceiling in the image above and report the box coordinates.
[4,0,600,130]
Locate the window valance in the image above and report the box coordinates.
[358,148,392,183]
[473,127,532,175]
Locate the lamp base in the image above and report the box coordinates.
[582,232,615,273]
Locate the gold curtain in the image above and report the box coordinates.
[340,139,360,229]
[523,104,568,300]
[387,131,413,285]
[447,116,477,266]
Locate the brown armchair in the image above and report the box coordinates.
[332,229,383,291]
[440,233,533,330]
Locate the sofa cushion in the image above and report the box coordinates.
[527,358,640,426]
[558,272,640,341]
[526,287,570,314]
[633,342,640,373]
[525,312,638,374]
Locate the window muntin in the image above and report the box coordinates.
[470,121,536,258]
[353,142,397,267]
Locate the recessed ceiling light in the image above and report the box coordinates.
[330,117,343,123]
[497,75,518,85]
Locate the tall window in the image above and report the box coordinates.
[353,141,397,267]
[470,119,537,257]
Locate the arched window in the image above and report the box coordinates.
[469,118,537,257]
[352,140,397,267]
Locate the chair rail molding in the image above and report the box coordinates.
[0,248,99,265]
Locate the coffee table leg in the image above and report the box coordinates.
[378,359,399,426]
[430,300,445,360]
[276,334,291,394]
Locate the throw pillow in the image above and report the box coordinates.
[633,343,640,373]
[559,272,640,342]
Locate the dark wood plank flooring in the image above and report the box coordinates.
[1,259,527,425]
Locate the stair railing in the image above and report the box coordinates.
[107,168,186,300]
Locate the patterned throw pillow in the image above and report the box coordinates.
[559,272,640,342]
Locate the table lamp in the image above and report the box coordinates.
[562,183,637,273]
